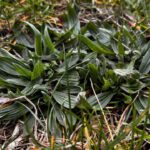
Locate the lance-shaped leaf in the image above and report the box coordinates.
[63,3,80,34]
[56,27,74,46]
[0,103,29,120]
[48,107,62,137]
[52,91,78,109]
[0,58,19,76]
[57,54,79,73]
[16,32,34,48]
[14,64,32,78]
[31,61,44,80]
[5,78,29,87]
[134,95,148,115]
[113,61,136,76]
[87,92,115,110]
[25,22,43,56]
[121,80,145,94]
[139,49,150,74]
[60,71,80,86]
[44,26,56,53]
[79,35,114,55]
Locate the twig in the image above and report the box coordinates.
[10,96,45,137]
[90,79,114,141]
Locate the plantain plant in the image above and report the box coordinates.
[0,3,150,149]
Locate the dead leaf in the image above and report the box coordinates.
[7,123,22,150]
[0,97,12,108]
[0,96,25,108]
[20,15,29,21]
[48,16,62,26]
[19,0,26,5]
[50,135,55,150]
[0,97,10,104]
[128,21,136,27]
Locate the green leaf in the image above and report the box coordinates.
[98,28,113,45]
[25,22,42,56]
[52,91,78,109]
[56,27,74,46]
[31,61,44,80]
[14,64,31,78]
[33,84,48,92]
[134,95,148,115]
[76,94,92,110]
[134,127,150,140]
[131,103,150,126]
[5,78,29,86]
[113,61,136,76]
[0,103,29,120]
[81,22,99,35]
[16,32,34,48]
[122,93,132,104]
[0,48,23,61]
[48,107,62,137]
[79,35,114,55]
[121,80,145,94]
[0,77,15,88]
[87,92,115,110]
[82,52,97,62]
[0,58,19,76]
[88,63,99,82]
[57,54,79,73]
[21,81,41,95]
[61,86,82,94]
[139,49,150,73]
[54,105,66,126]
[113,68,134,76]
[65,110,77,126]
[60,71,80,86]
[44,26,56,53]
[123,27,135,44]
[102,77,112,90]
[63,3,80,34]
[118,40,125,55]
[23,115,35,136]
